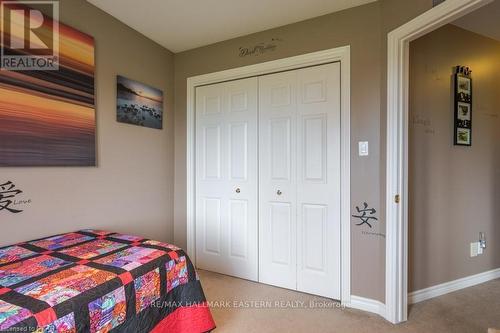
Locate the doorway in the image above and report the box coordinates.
[386,0,495,324]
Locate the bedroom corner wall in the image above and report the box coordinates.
[0,0,175,245]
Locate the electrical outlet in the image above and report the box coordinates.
[470,242,479,257]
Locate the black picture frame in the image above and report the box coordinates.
[454,66,472,146]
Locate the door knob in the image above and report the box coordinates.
[277,190,282,195]
[235,188,241,193]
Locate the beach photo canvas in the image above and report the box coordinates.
[116,76,163,129]
[0,11,96,166]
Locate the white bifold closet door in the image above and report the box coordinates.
[195,77,258,281]
[259,63,341,299]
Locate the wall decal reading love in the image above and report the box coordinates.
[0,181,31,213]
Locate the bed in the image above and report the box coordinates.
[0,230,215,333]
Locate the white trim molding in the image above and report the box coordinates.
[186,46,352,305]
[409,268,500,304]
[349,296,386,318]
[385,0,493,324]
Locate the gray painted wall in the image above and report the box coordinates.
[409,24,500,292]
[0,0,176,245]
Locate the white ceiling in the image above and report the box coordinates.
[86,0,376,53]
[453,0,500,43]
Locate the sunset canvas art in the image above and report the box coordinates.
[0,5,95,166]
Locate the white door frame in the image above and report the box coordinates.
[385,0,492,324]
[186,46,351,304]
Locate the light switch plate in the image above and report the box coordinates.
[359,141,369,156]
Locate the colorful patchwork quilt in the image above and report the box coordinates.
[0,230,215,333]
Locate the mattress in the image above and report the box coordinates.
[0,230,215,332]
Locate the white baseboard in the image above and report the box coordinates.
[409,268,500,304]
[348,295,386,318]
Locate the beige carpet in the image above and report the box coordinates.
[198,270,500,333]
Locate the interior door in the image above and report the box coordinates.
[258,70,298,290]
[195,77,258,281]
[296,63,341,299]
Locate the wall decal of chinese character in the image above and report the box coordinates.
[0,181,27,213]
[454,66,472,146]
[0,2,95,166]
[352,202,378,228]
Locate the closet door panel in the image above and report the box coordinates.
[269,202,292,265]
[228,122,248,181]
[196,77,258,281]
[258,71,297,290]
[302,204,327,271]
[196,83,226,275]
[203,124,222,180]
[296,63,341,299]
[203,197,222,254]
